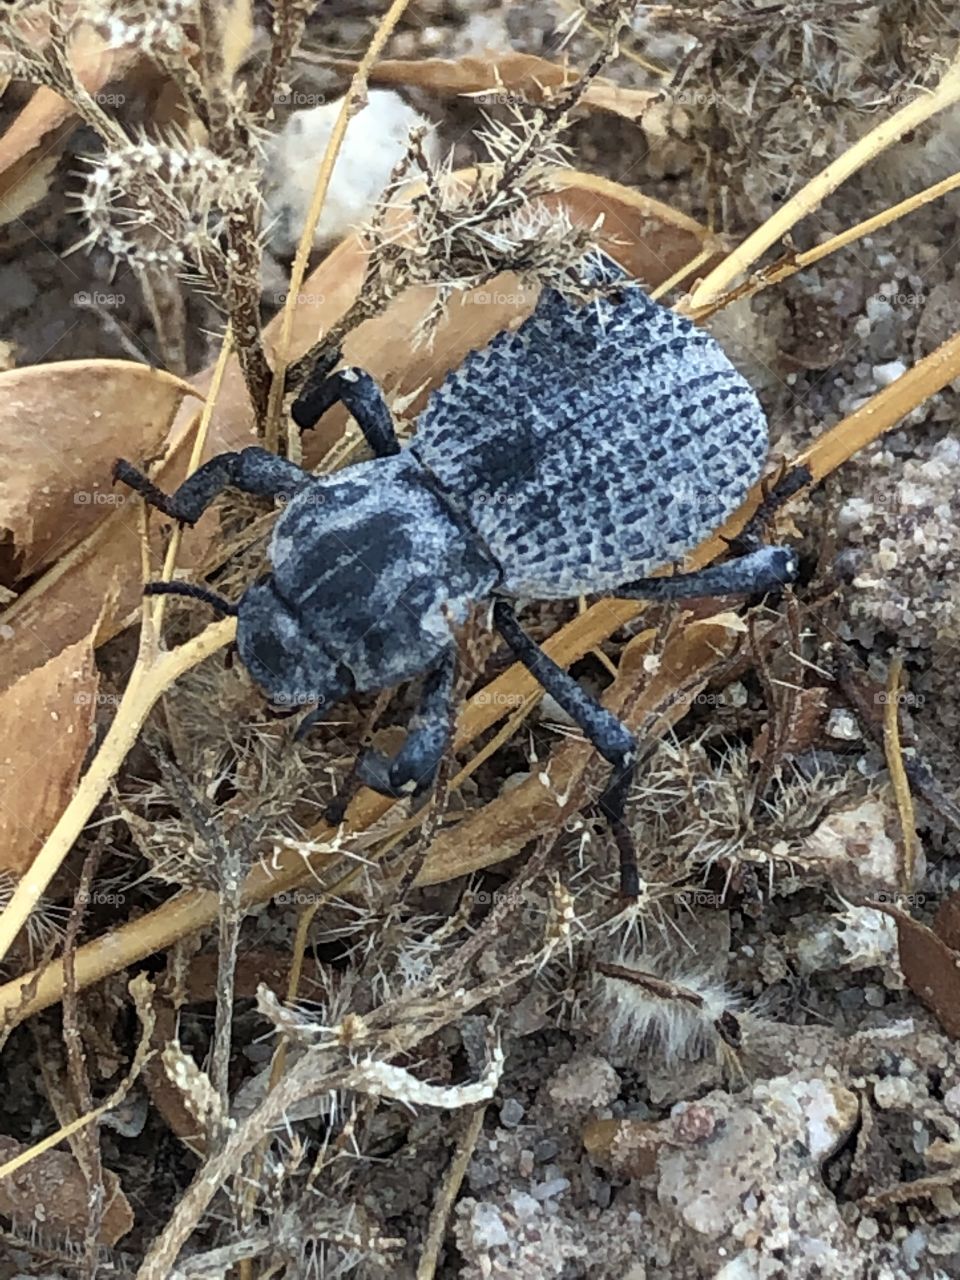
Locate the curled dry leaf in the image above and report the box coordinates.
[933,891,960,951]
[0,28,133,220]
[0,621,99,878]
[321,52,657,122]
[0,359,198,583]
[871,900,960,1039]
[0,1132,133,1245]
[0,171,718,692]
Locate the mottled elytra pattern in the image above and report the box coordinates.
[414,258,768,596]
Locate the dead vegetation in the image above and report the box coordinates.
[1,1,960,1276]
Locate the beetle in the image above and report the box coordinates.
[114,252,798,899]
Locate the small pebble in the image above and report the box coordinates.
[500,1097,525,1128]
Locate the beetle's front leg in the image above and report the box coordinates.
[291,365,401,459]
[113,447,312,525]
[321,651,458,823]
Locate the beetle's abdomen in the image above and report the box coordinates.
[415,264,768,598]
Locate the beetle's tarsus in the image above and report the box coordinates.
[728,462,812,555]
[355,651,458,801]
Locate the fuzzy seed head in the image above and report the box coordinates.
[77,0,195,54]
[78,138,258,275]
[593,954,739,1063]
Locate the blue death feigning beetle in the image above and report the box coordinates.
[114,252,801,899]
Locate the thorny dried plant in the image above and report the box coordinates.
[640,0,960,212]
[0,0,284,408]
[286,0,642,389]
[2,0,926,1273]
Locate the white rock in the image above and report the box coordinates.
[872,359,907,387]
[264,90,440,256]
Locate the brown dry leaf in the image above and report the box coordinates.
[872,900,960,1039]
[0,622,98,877]
[417,612,745,886]
[933,890,960,952]
[323,52,657,121]
[0,359,199,582]
[0,27,133,219]
[0,171,718,692]
[0,1133,133,1245]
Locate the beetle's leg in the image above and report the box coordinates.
[493,600,640,900]
[612,545,798,603]
[319,651,458,822]
[727,462,812,555]
[291,365,401,458]
[113,447,311,526]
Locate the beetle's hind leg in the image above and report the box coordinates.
[113,447,312,525]
[493,601,640,900]
[320,651,458,823]
[291,365,401,459]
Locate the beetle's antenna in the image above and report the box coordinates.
[143,581,239,616]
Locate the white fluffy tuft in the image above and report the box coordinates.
[593,954,740,1064]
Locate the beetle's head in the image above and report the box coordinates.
[236,574,352,713]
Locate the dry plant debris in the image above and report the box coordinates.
[1,1,960,1276]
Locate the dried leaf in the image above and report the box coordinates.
[872,901,960,1039]
[0,359,199,580]
[0,1133,133,1245]
[933,891,960,952]
[0,172,717,691]
[0,622,99,877]
[322,52,657,121]
[0,28,133,216]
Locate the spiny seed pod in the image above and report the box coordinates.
[79,138,258,271]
